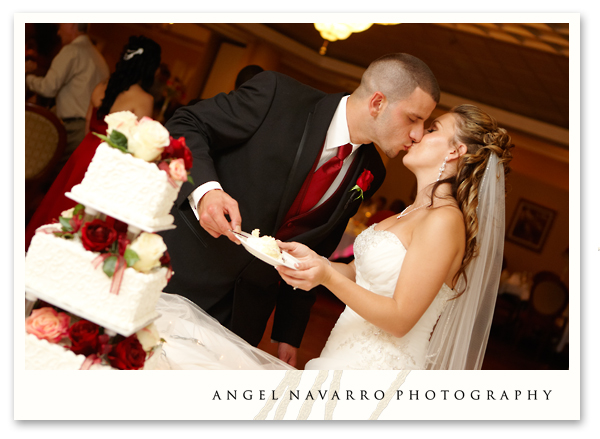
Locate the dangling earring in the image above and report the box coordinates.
[437,156,448,181]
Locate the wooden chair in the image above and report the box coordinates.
[514,271,568,358]
[25,103,67,224]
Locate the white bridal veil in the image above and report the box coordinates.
[425,153,505,370]
[153,293,295,370]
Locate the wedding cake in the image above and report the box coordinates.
[24,111,193,370]
[69,112,192,230]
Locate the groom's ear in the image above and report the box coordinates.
[368,92,386,117]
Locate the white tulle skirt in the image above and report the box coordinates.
[152,293,295,370]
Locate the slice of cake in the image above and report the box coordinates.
[247,229,283,261]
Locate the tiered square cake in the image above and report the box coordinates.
[24,111,193,370]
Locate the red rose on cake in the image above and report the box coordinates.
[159,250,171,267]
[162,136,193,170]
[81,219,118,252]
[107,335,147,370]
[68,320,100,356]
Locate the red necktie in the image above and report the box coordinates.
[297,143,353,214]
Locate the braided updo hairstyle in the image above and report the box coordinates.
[432,104,513,294]
[97,35,162,119]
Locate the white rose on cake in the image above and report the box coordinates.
[127,117,170,162]
[129,232,167,273]
[60,207,75,218]
[105,111,138,138]
[136,323,161,352]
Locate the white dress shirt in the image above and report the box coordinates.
[188,95,360,219]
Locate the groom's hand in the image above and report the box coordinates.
[198,189,242,244]
[277,342,297,367]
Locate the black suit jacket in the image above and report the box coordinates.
[161,71,386,347]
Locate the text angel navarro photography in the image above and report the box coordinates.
[212,388,553,402]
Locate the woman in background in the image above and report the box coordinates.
[26,35,161,250]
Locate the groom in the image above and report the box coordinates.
[161,53,439,366]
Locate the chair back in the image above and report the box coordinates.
[529,271,568,318]
[25,103,67,182]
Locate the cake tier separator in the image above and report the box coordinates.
[25,286,160,337]
[65,192,176,234]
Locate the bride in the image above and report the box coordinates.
[276,104,513,370]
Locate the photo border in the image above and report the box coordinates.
[13,10,581,424]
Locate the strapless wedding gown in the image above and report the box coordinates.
[305,224,455,370]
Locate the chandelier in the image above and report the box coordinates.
[314,23,399,55]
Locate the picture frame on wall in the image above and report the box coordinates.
[506,198,557,252]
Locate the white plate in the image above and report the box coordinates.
[235,232,299,270]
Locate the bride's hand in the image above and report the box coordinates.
[277,241,315,260]
[276,241,332,291]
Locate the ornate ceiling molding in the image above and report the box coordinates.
[435,23,569,56]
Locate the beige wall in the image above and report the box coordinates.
[201,42,247,99]
[503,173,569,280]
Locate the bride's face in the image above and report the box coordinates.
[402,113,457,174]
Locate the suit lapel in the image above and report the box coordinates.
[273,92,347,233]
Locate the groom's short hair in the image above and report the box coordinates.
[356,53,440,104]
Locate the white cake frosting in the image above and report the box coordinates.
[70,142,182,228]
[25,333,87,370]
[25,229,168,335]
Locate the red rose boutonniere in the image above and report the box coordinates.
[350,169,374,201]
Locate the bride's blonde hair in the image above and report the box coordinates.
[431,104,513,294]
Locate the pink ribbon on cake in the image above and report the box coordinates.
[80,354,102,370]
[92,253,126,295]
[157,161,178,188]
[36,224,58,234]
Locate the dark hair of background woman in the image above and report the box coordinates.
[98,35,162,119]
